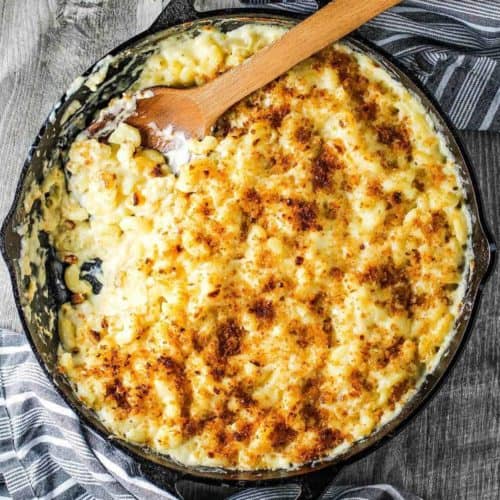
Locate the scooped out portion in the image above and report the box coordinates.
[29,24,470,470]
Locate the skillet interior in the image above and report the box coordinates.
[0,9,495,493]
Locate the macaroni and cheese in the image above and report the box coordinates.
[25,24,471,470]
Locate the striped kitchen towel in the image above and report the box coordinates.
[196,0,500,131]
[0,329,421,500]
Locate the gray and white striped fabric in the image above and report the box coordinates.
[2,0,499,498]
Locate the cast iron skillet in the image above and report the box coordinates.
[0,0,496,498]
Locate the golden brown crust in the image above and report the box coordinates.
[48,32,470,470]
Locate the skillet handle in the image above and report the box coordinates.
[294,466,341,500]
[175,466,340,500]
[149,0,202,32]
[140,460,339,499]
[149,0,325,33]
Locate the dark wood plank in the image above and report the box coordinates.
[0,2,498,499]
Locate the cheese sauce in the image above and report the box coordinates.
[22,24,471,470]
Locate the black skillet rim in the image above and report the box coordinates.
[0,6,496,496]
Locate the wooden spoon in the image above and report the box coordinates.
[101,0,401,150]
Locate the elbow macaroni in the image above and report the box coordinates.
[25,24,471,470]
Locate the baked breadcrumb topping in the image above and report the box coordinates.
[28,25,470,470]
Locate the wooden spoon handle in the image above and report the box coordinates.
[197,0,401,122]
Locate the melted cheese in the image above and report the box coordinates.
[27,24,471,470]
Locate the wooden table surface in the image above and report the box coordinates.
[0,2,498,499]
